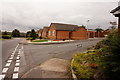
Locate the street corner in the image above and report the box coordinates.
[22,58,70,78]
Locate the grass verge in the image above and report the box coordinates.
[32,39,48,42]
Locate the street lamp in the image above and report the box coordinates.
[86,20,90,38]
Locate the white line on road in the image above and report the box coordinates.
[0,74,6,79]
[16,60,20,63]
[11,54,14,57]
[5,63,11,67]
[1,44,20,79]
[16,56,20,59]
[7,60,12,63]
[15,63,20,66]
[9,57,13,60]
[12,73,18,79]
[14,67,19,72]
[2,68,8,73]
[12,44,19,54]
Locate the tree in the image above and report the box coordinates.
[95,28,103,37]
[30,29,37,40]
[81,25,86,28]
[2,31,8,35]
[12,29,20,37]
[26,31,31,37]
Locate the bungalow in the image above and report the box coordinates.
[48,23,88,40]
[111,1,120,34]
[42,26,49,39]
[87,29,110,38]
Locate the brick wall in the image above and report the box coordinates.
[71,28,88,40]
[42,28,48,39]
[56,31,70,40]
[48,25,56,39]
[88,31,96,38]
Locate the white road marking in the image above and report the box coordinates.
[14,67,19,72]
[1,44,20,79]
[15,63,20,66]
[0,74,6,79]
[21,45,23,50]
[16,56,20,59]
[12,44,20,55]
[9,57,13,60]
[11,54,14,57]
[7,60,12,63]
[2,68,8,73]
[12,73,18,79]
[16,60,20,63]
[5,63,11,67]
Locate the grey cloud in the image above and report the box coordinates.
[1,1,118,32]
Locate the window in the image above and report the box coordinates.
[49,31,51,36]
[52,30,55,36]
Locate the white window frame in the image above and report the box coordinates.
[52,30,55,36]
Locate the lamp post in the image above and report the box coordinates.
[86,20,90,38]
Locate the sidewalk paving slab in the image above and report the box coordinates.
[22,58,70,78]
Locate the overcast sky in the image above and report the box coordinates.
[1,0,119,32]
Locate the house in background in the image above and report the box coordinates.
[87,29,110,38]
[111,1,120,34]
[36,29,43,38]
[87,29,96,38]
[42,26,49,39]
[48,23,88,40]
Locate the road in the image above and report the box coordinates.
[2,38,23,67]
[0,38,103,78]
[19,38,103,78]
[1,38,23,79]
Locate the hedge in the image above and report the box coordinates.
[2,35,12,39]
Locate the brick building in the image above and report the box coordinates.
[48,23,88,40]
[42,27,49,39]
[87,29,110,38]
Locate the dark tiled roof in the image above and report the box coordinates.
[111,6,120,13]
[39,29,43,33]
[51,23,82,31]
[43,27,49,32]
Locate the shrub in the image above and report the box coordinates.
[72,52,102,79]
[39,36,42,39]
[2,35,11,39]
[103,32,120,79]
[95,40,106,49]
[26,37,33,40]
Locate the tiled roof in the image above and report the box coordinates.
[111,6,120,13]
[39,29,43,33]
[51,23,82,31]
[43,27,49,32]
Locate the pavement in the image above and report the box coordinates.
[22,58,70,78]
